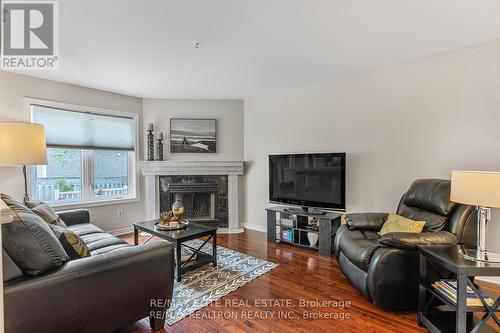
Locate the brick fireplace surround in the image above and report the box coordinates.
[139,161,244,233]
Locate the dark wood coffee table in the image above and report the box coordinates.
[133,220,217,282]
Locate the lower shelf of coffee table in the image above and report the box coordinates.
[178,251,213,275]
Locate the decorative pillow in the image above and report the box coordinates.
[378,213,426,236]
[25,200,68,227]
[49,224,90,260]
[0,194,69,276]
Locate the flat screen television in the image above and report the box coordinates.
[269,153,346,211]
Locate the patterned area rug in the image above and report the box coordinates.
[164,240,278,325]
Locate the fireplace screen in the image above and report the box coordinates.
[159,176,228,227]
[167,183,218,221]
[172,191,216,220]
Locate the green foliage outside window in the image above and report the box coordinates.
[57,179,73,193]
[54,150,69,167]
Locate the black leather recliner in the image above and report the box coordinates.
[334,179,477,310]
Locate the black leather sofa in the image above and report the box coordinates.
[3,209,174,333]
[334,179,477,310]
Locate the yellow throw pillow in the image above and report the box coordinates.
[378,213,426,236]
[49,224,90,260]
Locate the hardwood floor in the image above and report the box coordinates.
[115,229,434,333]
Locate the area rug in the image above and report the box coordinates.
[164,240,278,325]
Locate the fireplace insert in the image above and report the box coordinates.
[159,175,228,227]
[169,183,218,221]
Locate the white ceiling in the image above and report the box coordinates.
[14,0,500,99]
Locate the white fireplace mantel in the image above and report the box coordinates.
[139,160,244,233]
[139,160,243,176]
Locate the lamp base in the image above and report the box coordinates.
[462,248,500,263]
[22,165,30,203]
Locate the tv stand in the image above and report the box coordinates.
[266,206,342,256]
[284,206,327,215]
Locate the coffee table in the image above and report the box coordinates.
[133,220,217,282]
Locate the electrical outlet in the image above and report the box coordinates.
[117,210,124,218]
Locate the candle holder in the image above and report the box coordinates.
[157,138,164,161]
[147,129,155,161]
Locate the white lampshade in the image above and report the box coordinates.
[0,122,47,165]
[451,170,500,208]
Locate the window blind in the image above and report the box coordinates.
[32,105,135,151]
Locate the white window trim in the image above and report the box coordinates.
[23,97,141,208]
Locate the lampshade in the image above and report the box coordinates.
[0,122,47,165]
[451,170,500,208]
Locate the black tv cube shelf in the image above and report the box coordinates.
[266,206,342,256]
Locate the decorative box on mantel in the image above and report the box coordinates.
[139,161,244,233]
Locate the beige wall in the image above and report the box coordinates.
[142,99,244,161]
[244,40,500,255]
[0,70,144,233]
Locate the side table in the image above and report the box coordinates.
[418,245,500,333]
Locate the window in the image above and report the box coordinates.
[33,148,83,202]
[92,150,130,198]
[28,100,137,205]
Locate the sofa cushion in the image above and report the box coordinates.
[0,194,69,276]
[69,224,130,255]
[81,232,129,253]
[25,200,68,227]
[49,224,90,260]
[56,221,130,255]
[68,223,105,236]
[338,229,380,272]
[90,243,131,255]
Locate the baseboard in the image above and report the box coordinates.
[476,276,500,287]
[243,223,267,233]
[108,226,134,236]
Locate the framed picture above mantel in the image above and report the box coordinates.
[170,118,217,153]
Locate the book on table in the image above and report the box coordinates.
[431,279,495,307]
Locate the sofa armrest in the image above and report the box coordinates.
[379,231,457,250]
[56,209,90,226]
[4,242,174,333]
[346,212,388,231]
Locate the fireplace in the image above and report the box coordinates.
[169,183,218,221]
[140,161,243,233]
[159,175,228,227]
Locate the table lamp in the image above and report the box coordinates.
[451,170,500,262]
[0,122,47,202]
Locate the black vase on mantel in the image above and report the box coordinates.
[157,131,164,161]
[147,123,155,161]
